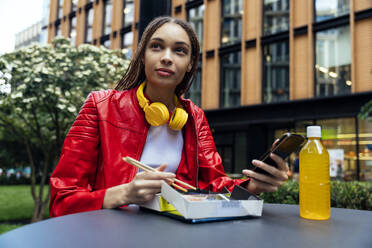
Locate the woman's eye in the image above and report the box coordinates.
[175,47,187,54]
[150,43,161,49]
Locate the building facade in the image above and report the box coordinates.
[14,21,43,50]
[47,0,372,181]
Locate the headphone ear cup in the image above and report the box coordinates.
[169,108,188,131]
[145,102,170,126]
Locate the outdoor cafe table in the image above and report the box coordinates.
[0,204,371,248]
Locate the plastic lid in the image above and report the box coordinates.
[307,126,321,138]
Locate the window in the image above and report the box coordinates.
[220,51,241,108]
[69,16,77,46]
[71,0,78,12]
[315,26,351,97]
[123,0,134,27]
[55,24,62,37]
[358,117,372,181]
[315,0,350,22]
[58,0,64,19]
[103,39,111,49]
[103,0,113,36]
[184,64,202,107]
[188,4,204,49]
[221,0,242,45]
[121,31,133,58]
[263,0,289,35]
[40,27,48,44]
[262,40,289,103]
[185,2,204,106]
[214,131,247,174]
[85,8,94,43]
[317,118,356,180]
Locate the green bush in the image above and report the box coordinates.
[260,180,372,211]
[0,174,50,185]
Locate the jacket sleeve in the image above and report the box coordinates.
[195,109,249,193]
[49,92,106,217]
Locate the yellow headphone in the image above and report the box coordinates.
[136,82,188,131]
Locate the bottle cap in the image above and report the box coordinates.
[307,126,321,138]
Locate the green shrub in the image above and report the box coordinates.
[260,180,372,211]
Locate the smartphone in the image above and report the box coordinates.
[253,133,306,176]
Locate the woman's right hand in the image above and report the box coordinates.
[102,164,175,209]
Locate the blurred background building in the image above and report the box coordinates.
[45,0,372,181]
[14,21,43,49]
[14,0,51,50]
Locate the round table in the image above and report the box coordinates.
[1,204,371,248]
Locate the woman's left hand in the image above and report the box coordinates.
[242,152,289,195]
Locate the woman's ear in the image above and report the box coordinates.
[187,63,192,72]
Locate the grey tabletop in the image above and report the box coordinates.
[0,204,371,248]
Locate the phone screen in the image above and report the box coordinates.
[253,133,306,176]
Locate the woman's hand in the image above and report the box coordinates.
[242,140,289,195]
[102,164,175,209]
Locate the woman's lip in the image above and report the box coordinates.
[156,69,174,77]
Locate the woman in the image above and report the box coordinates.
[49,17,288,217]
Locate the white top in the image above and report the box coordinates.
[139,125,183,173]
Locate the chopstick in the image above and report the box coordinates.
[122,156,196,192]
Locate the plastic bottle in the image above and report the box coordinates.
[299,126,330,220]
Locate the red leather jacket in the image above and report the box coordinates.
[50,87,248,217]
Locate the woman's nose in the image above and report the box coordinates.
[160,49,173,65]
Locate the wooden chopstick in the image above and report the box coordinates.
[123,156,196,190]
[122,156,194,192]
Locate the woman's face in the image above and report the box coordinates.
[144,23,192,91]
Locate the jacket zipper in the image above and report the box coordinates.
[191,112,199,189]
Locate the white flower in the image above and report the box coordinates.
[17,84,26,90]
[10,91,22,99]
[57,103,65,109]
[67,106,76,113]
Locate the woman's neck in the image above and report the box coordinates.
[144,83,176,110]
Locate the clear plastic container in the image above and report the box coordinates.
[299,126,330,220]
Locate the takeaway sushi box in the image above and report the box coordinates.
[140,181,263,223]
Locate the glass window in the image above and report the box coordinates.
[121,31,133,58]
[263,0,289,35]
[69,16,77,46]
[358,117,372,181]
[220,51,241,108]
[71,0,78,12]
[123,0,134,27]
[184,63,202,107]
[214,131,247,175]
[262,40,289,103]
[58,0,64,19]
[42,0,50,27]
[188,4,204,50]
[221,0,242,45]
[315,26,351,97]
[55,24,62,37]
[215,132,234,173]
[315,0,350,22]
[317,118,356,181]
[103,0,113,36]
[103,39,111,49]
[40,27,48,44]
[85,8,94,43]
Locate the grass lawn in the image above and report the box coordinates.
[0,185,49,235]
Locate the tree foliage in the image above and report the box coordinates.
[0,38,129,221]
[359,99,372,120]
